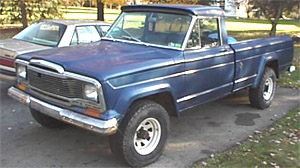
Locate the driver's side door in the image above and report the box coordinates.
[179,17,235,110]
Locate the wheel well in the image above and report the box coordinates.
[266,60,279,78]
[133,92,177,117]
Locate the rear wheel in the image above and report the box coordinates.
[249,67,277,109]
[30,108,66,128]
[109,100,169,167]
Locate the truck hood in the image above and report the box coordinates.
[19,40,183,81]
[0,39,51,59]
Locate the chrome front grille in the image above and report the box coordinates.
[28,69,86,99]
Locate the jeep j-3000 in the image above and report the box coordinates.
[8,5,294,167]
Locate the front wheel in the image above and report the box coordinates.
[109,100,169,167]
[249,67,277,109]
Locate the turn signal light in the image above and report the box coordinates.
[85,108,101,118]
[18,84,26,91]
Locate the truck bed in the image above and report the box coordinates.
[229,35,294,92]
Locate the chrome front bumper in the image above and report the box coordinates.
[8,87,118,135]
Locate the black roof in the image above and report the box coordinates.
[121,4,224,16]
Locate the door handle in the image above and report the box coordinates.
[219,49,228,53]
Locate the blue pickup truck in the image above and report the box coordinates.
[8,5,294,167]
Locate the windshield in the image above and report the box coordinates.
[14,22,66,47]
[106,12,192,49]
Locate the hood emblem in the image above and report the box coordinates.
[29,59,64,74]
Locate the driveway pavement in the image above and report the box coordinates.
[0,75,299,167]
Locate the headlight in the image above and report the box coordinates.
[84,84,98,102]
[17,64,27,79]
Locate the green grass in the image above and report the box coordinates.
[226,18,300,27]
[277,44,300,89]
[193,107,300,168]
[61,7,120,23]
[0,28,22,39]
[226,18,300,34]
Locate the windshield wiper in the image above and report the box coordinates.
[106,34,115,40]
[122,35,142,43]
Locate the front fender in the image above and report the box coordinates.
[112,82,179,121]
[252,52,278,89]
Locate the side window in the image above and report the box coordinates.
[187,20,200,48]
[186,18,221,49]
[199,18,221,48]
[70,26,101,45]
[70,31,78,45]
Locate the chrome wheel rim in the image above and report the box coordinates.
[263,77,274,101]
[134,118,161,155]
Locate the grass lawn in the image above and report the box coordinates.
[277,44,300,89]
[193,107,300,168]
[226,18,300,28]
[0,28,22,40]
[62,7,120,23]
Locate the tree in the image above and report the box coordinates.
[0,0,62,28]
[97,0,104,21]
[105,0,126,9]
[252,0,299,37]
[20,0,28,28]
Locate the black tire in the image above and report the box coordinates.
[109,100,170,167]
[30,108,66,128]
[249,67,277,109]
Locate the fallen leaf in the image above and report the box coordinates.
[201,161,207,166]
[274,140,281,144]
[288,157,295,161]
[254,130,261,134]
[288,133,295,138]
[289,141,295,145]
[270,153,275,157]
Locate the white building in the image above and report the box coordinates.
[213,0,250,18]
